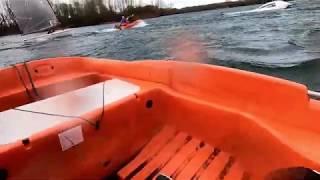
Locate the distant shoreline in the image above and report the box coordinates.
[0,0,281,36]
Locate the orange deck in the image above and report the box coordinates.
[118,126,247,180]
[0,57,319,179]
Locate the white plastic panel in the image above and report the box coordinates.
[0,79,140,145]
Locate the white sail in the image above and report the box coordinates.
[8,0,59,35]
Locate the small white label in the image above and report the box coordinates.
[58,126,84,151]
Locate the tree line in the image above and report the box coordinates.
[0,0,277,36]
[0,1,20,35]
[0,0,168,36]
[54,0,174,27]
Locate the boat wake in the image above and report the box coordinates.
[98,28,119,33]
[23,29,73,43]
[133,20,148,28]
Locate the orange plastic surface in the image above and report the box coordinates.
[0,57,319,179]
[119,126,247,180]
[157,138,201,178]
[118,126,177,179]
[199,152,230,180]
[224,162,245,180]
[132,132,188,179]
[121,20,143,30]
[176,145,213,180]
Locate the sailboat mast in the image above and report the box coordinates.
[46,0,61,27]
[46,0,59,20]
[46,0,55,14]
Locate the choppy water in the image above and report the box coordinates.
[0,0,320,90]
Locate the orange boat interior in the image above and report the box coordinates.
[0,57,320,179]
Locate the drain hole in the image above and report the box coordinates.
[146,100,153,109]
[22,138,30,146]
[199,141,205,148]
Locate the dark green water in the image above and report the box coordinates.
[0,0,319,90]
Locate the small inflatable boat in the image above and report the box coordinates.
[115,20,144,30]
[0,57,320,179]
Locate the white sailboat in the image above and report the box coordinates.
[7,0,72,42]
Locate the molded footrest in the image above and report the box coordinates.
[118,126,248,180]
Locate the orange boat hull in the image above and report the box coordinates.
[120,20,143,30]
[0,57,320,179]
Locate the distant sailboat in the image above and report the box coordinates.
[7,0,71,42]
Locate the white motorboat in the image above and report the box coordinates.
[226,0,292,15]
[253,0,292,12]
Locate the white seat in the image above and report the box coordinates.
[0,79,140,145]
